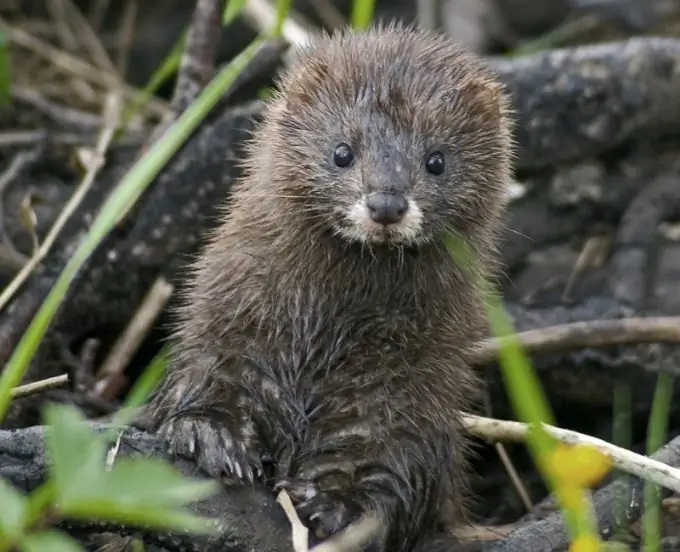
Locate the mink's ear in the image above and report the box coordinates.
[282,56,330,114]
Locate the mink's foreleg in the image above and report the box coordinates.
[147,354,267,484]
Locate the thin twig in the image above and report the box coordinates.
[277,490,309,552]
[115,0,138,77]
[57,0,121,76]
[172,0,224,115]
[472,317,680,365]
[562,234,611,302]
[462,414,680,495]
[494,442,533,512]
[11,374,69,398]
[0,92,123,311]
[0,19,169,118]
[93,277,174,400]
[11,85,104,129]
[308,0,346,29]
[0,147,42,267]
[243,0,311,47]
[145,0,225,147]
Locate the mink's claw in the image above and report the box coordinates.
[158,417,263,483]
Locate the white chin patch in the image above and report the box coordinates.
[337,196,424,245]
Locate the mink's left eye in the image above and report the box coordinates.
[425,152,445,175]
[334,143,354,168]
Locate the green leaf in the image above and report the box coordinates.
[72,456,218,508]
[0,30,11,106]
[65,501,217,535]
[43,404,107,504]
[223,0,248,24]
[60,457,217,533]
[123,35,186,126]
[20,530,85,552]
[0,478,28,540]
[52,432,218,533]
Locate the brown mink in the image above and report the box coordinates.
[147,21,514,552]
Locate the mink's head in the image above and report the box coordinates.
[258,22,514,248]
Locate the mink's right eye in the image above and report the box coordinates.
[333,143,354,168]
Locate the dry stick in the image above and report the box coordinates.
[482,392,534,513]
[0,148,40,269]
[58,0,122,76]
[172,0,224,115]
[0,92,123,312]
[144,0,225,148]
[93,277,174,400]
[0,20,169,118]
[562,234,611,302]
[243,0,310,46]
[494,441,533,512]
[308,0,346,29]
[11,374,69,398]
[115,0,138,77]
[462,414,680,495]
[472,316,680,365]
[11,86,105,130]
[277,491,310,552]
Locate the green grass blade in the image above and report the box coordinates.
[273,0,293,36]
[104,345,169,439]
[350,0,376,29]
[0,30,11,106]
[123,34,187,125]
[223,0,248,25]
[0,36,265,422]
[642,371,675,552]
[124,0,247,126]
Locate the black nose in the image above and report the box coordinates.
[365,192,408,225]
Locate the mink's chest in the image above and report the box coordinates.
[251,275,434,385]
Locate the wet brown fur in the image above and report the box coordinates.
[147,21,514,552]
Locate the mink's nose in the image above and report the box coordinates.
[365,192,408,225]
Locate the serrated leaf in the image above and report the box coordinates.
[0,478,27,539]
[223,0,247,24]
[20,530,85,552]
[64,500,217,535]
[106,456,218,504]
[43,404,107,503]
[60,455,217,510]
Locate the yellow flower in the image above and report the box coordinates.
[545,443,612,488]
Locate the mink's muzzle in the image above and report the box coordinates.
[366,191,409,225]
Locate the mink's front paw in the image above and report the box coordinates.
[276,478,361,544]
[158,417,263,483]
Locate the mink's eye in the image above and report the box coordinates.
[425,151,445,175]
[333,143,354,168]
